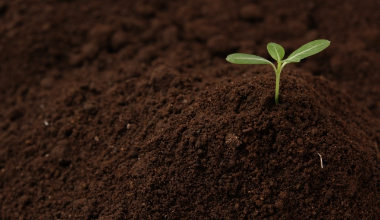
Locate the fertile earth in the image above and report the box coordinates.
[0,0,380,219]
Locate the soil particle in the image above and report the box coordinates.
[239,3,263,20]
[225,133,242,149]
[88,24,114,49]
[160,25,179,47]
[136,45,158,63]
[110,31,130,51]
[83,101,98,115]
[149,65,179,92]
[7,107,24,121]
[81,43,99,60]
[39,76,55,89]
[68,53,85,66]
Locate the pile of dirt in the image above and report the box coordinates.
[1,0,380,219]
[125,69,380,219]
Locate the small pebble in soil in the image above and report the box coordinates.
[225,133,242,148]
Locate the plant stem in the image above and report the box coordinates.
[275,71,280,105]
[274,62,283,105]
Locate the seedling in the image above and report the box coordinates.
[226,39,330,104]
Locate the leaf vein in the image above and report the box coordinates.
[288,42,326,60]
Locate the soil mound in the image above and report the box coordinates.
[125,69,380,219]
[2,65,379,219]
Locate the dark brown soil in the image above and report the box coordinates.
[1,0,380,219]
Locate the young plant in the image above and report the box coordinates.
[226,39,330,105]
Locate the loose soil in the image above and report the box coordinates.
[1,0,380,219]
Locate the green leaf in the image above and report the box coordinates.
[282,58,300,63]
[267,43,285,62]
[226,53,273,65]
[284,39,330,62]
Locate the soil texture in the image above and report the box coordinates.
[1,0,380,219]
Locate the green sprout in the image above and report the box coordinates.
[226,39,330,105]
